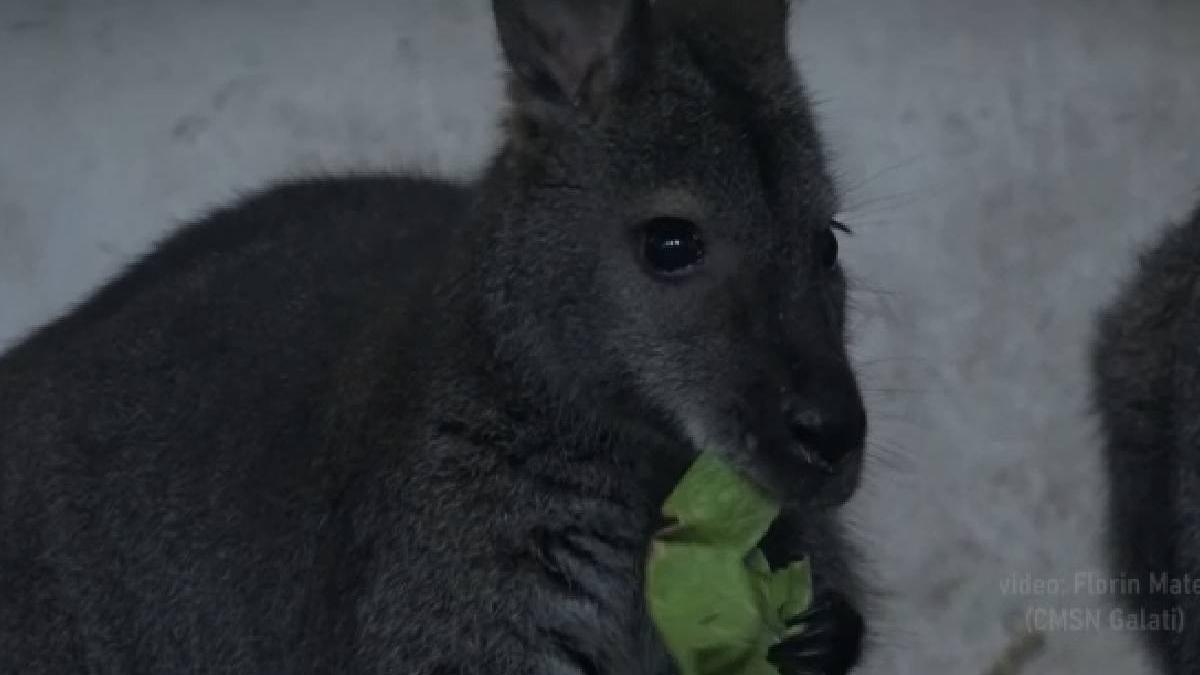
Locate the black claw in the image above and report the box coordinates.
[767,591,864,675]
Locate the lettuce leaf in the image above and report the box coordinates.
[646,454,814,675]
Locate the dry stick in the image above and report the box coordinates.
[982,627,1047,675]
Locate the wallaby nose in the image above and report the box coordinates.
[781,379,867,470]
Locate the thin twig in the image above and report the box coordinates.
[982,626,1047,675]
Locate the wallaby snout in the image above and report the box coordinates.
[781,365,867,472]
[727,356,865,508]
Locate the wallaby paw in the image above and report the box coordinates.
[767,592,864,675]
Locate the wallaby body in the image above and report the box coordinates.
[1,1,868,673]
[1094,202,1200,674]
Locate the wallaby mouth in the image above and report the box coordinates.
[730,373,869,507]
[781,393,867,474]
[754,418,865,508]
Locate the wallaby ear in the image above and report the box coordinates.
[658,0,795,96]
[493,0,649,112]
[729,0,792,49]
[659,0,791,65]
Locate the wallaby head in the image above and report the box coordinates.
[475,0,866,505]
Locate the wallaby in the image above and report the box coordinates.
[0,0,869,673]
[1094,201,1200,674]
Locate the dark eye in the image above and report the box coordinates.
[817,224,840,269]
[642,217,705,276]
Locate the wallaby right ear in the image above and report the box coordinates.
[493,0,649,114]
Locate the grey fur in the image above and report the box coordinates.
[0,1,867,672]
[1094,201,1200,674]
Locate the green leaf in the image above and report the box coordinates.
[646,454,814,675]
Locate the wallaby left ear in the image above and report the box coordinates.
[658,0,791,72]
[493,0,650,112]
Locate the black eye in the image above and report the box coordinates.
[817,224,840,269]
[642,217,705,276]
